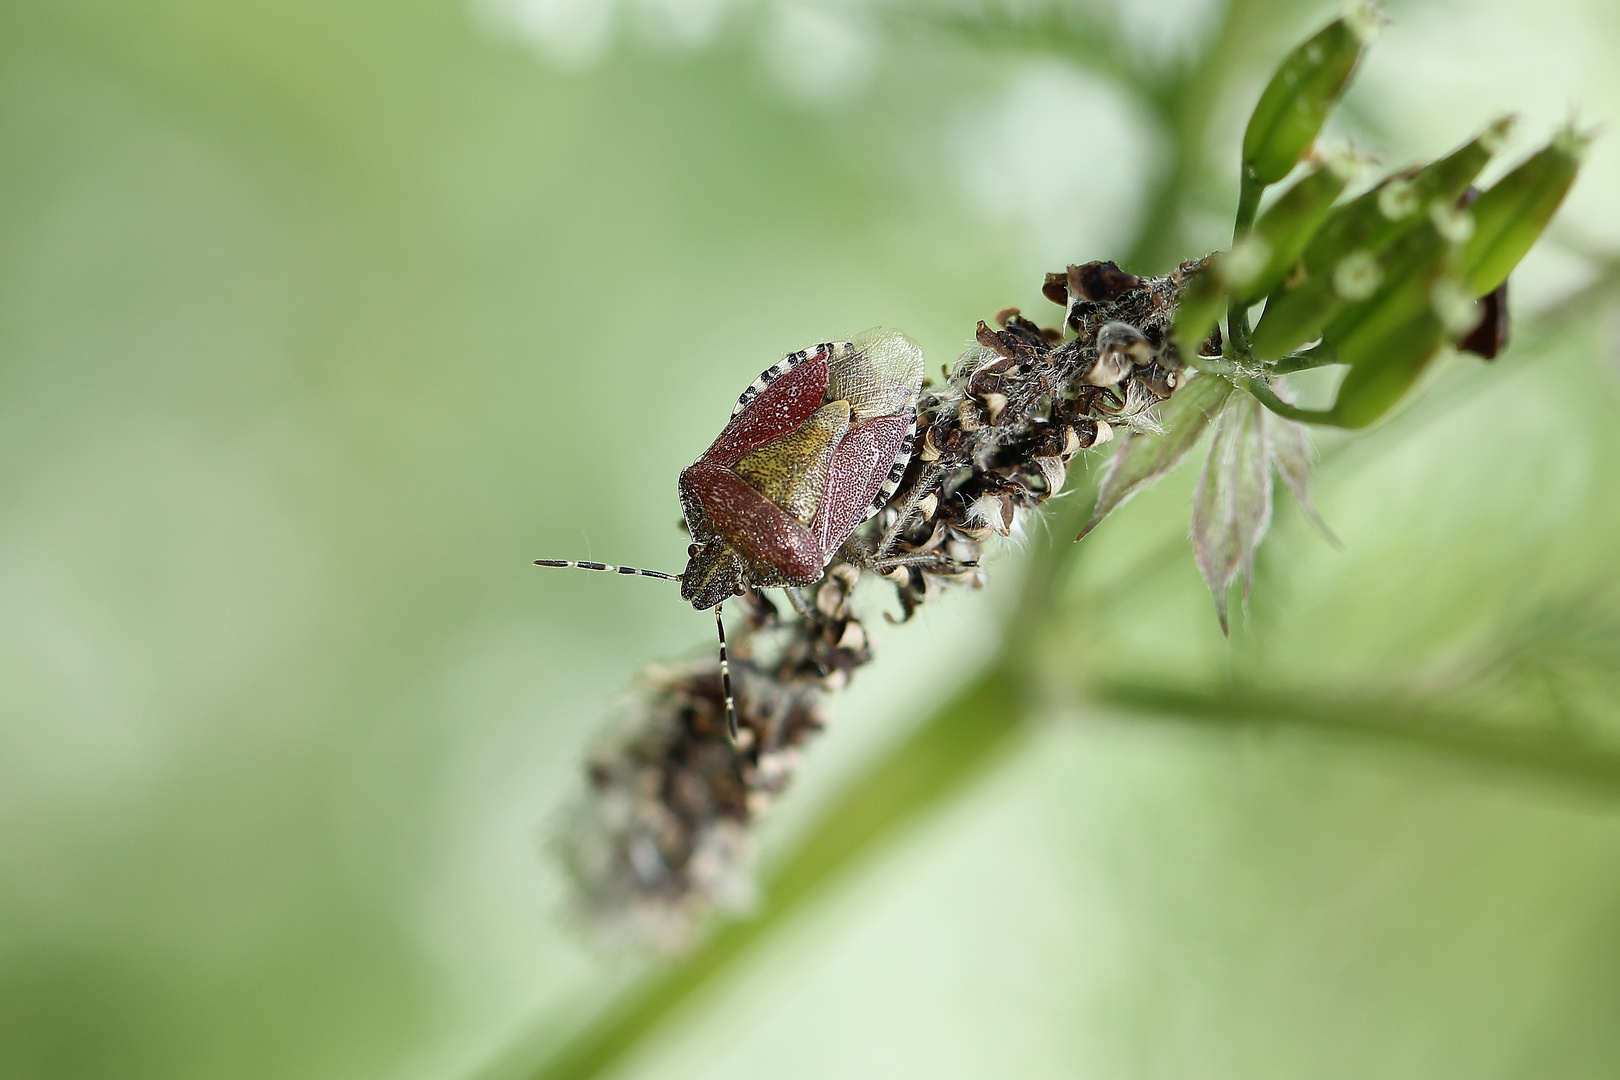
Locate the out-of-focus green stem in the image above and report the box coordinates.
[1094,681,1620,794]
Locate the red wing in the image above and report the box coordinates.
[697,350,830,469]
[680,463,825,581]
[813,414,913,557]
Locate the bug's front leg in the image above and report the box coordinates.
[873,463,945,561]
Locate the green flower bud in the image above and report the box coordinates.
[1241,3,1379,186]
[1247,121,1507,361]
[1320,221,1453,428]
[1431,277,1482,337]
[1311,121,1507,271]
[1328,312,1445,428]
[1232,164,1350,304]
[1244,148,1483,362]
[1376,179,1419,222]
[1305,126,1500,274]
[1457,126,1587,296]
[1429,201,1475,245]
[1325,220,1450,351]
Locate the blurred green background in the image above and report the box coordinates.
[4,1,1620,1078]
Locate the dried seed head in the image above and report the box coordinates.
[1085,351,1132,387]
[836,620,866,652]
[562,257,1203,946]
[957,398,984,431]
[1088,321,1151,386]
[1034,455,1067,494]
[918,427,941,462]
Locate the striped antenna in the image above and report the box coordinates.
[534,558,735,741]
[714,603,737,742]
[533,559,680,581]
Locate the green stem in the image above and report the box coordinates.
[1244,376,1338,424]
[1224,171,1266,356]
[1185,353,1240,376]
[1233,171,1264,237]
[1270,343,1337,373]
[1093,681,1620,794]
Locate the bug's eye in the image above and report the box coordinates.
[687,543,701,558]
[734,584,746,595]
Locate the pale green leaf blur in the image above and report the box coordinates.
[4,1,1620,1079]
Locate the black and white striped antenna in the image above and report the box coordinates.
[532,559,739,741]
[532,559,679,581]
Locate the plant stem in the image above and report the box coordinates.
[1270,343,1336,373]
[1244,376,1337,423]
[1093,680,1620,795]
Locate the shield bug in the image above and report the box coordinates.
[537,329,926,738]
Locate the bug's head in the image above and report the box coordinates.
[680,540,745,610]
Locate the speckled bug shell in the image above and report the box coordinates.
[678,331,925,609]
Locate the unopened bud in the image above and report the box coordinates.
[1222,235,1272,293]
[1241,6,1377,185]
[1458,127,1587,296]
[1236,165,1351,303]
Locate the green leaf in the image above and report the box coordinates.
[1078,374,1234,540]
[1261,399,1339,544]
[1191,389,1273,633]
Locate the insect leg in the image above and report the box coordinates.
[875,464,944,561]
[783,587,816,620]
[533,560,680,581]
[714,603,737,742]
[871,550,980,574]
